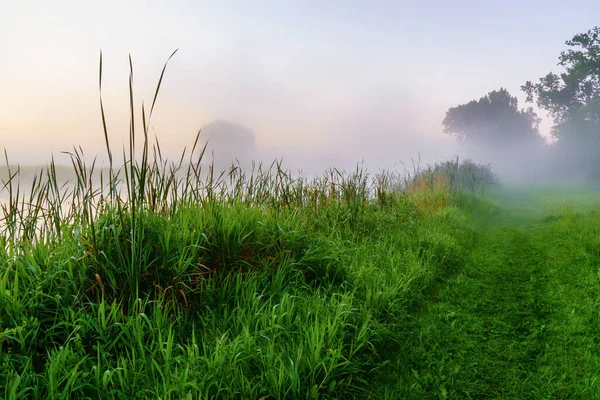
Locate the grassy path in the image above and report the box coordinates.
[374,193,600,399]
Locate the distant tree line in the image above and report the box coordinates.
[444,26,600,181]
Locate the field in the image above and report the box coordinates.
[2,62,600,399]
[0,143,479,399]
[375,187,600,398]
[3,141,600,399]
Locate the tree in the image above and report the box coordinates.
[200,120,258,171]
[443,88,542,147]
[522,26,600,141]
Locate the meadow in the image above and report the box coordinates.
[375,186,600,398]
[0,134,484,399]
[2,58,600,399]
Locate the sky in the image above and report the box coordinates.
[1,0,599,173]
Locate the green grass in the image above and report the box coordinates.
[0,166,476,398]
[372,188,600,399]
[2,52,600,399]
[0,53,486,399]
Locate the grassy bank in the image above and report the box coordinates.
[6,162,600,399]
[0,54,492,399]
[4,55,600,399]
[0,151,481,399]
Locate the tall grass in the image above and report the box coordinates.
[0,52,492,398]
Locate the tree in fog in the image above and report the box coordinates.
[200,120,258,171]
[443,88,543,148]
[522,26,600,139]
[442,88,546,180]
[522,26,600,179]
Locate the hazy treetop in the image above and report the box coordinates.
[2,1,599,170]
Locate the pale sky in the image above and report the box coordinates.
[1,1,599,172]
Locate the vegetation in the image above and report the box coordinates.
[442,88,542,148]
[3,45,600,399]
[199,120,259,172]
[441,88,546,181]
[0,124,490,398]
[522,26,600,137]
[521,26,600,180]
[373,187,600,398]
[444,25,600,181]
[0,54,492,399]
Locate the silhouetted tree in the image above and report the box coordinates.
[443,88,542,147]
[522,27,600,181]
[522,26,600,142]
[200,120,258,171]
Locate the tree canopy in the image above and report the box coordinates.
[522,26,600,140]
[200,120,258,170]
[442,88,542,147]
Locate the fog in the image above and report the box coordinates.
[2,2,600,185]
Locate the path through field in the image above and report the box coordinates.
[375,189,600,399]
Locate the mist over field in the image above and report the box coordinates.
[2,1,599,187]
[5,3,600,399]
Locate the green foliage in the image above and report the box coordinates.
[371,188,600,399]
[521,25,600,176]
[443,88,543,147]
[0,52,486,399]
[523,26,600,129]
[11,49,598,400]
[402,158,499,211]
[0,167,474,398]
